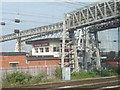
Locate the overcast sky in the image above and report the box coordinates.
[0,1,91,52]
[0,1,119,52]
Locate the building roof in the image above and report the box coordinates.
[26,38,61,44]
[0,52,27,56]
[27,55,60,60]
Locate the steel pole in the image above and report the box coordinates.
[61,14,66,68]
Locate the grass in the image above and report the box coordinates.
[2,67,119,86]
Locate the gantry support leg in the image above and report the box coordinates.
[69,30,79,72]
[83,28,88,71]
[15,30,22,52]
[118,27,120,53]
[15,37,21,52]
[94,32,101,69]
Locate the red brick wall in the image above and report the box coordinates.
[0,54,60,68]
[27,60,60,66]
[0,55,27,68]
[0,56,2,68]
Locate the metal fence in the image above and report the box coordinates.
[0,65,60,78]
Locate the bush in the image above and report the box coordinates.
[97,68,118,77]
[2,67,119,86]
[87,70,100,77]
[111,67,120,75]
[55,68,62,79]
[31,73,47,83]
[2,72,47,86]
[2,71,32,85]
[71,70,100,80]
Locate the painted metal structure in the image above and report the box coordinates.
[0,0,120,71]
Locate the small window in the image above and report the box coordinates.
[45,47,49,52]
[35,48,38,53]
[53,47,59,52]
[9,63,19,70]
[40,48,44,52]
[10,63,18,68]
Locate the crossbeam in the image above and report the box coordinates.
[0,0,119,42]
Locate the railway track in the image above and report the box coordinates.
[2,76,120,90]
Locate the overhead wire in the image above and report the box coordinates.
[1,11,62,20]
[64,0,88,7]
[1,2,88,28]
[2,8,63,18]
[1,18,53,24]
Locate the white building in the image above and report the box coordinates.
[26,38,61,57]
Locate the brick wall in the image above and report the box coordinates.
[0,55,27,68]
[0,52,61,69]
[27,60,60,66]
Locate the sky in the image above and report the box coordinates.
[0,0,119,52]
[0,1,91,52]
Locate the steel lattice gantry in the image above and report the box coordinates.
[64,1,120,30]
[61,0,120,71]
[0,0,120,70]
[0,0,119,43]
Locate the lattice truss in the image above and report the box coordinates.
[0,0,119,42]
[0,0,120,70]
[61,0,120,70]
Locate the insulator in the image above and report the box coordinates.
[1,22,5,25]
[15,19,20,23]
[14,29,20,33]
[113,40,117,42]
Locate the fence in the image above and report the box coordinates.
[0,65,60,78]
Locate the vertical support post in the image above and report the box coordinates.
[118,27,120,53]
[61,14,66,68]
[70,30,79,72]
[15,30,21,52]
[94,32,101,69]
[83,28,88,71]
[78,29,84,50]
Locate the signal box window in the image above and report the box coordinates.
[45,47,49,52]
[40,48,44,52]
[53,47,59,52]
[35,48,38,53]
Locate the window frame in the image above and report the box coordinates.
[39,48,44,52]
[34,48,39,53]
[45,47,49,52]
[53,47,59,52]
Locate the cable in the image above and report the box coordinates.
[64,1,86,6]
[1,11,62,20]
[64,2,82,6]
[1,18,53,24]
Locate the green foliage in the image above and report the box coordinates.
[2,67,119,86]
[2,71,47,86]
[111,67,120,75]
[71,68,119,80]
[2,82,11,86]
[2,71,32,86]
[71,70,100,80]
[55,68,62,79]
[31,73,47,83]
[96,68,118,77]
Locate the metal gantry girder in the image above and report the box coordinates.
[0,22,63,42]
[61,0,120,70]
[0,0,119,43]
[64,0,120,30]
